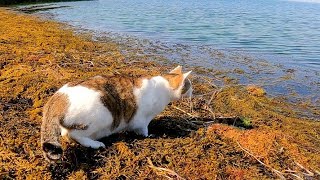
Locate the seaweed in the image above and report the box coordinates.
[0,8,319,179]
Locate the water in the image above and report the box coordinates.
[31,0,320,70]
[20,0,320,112]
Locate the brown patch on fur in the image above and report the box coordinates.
[133,77,146,88]
[163,73,183,90]
[60,121,89,130]
[68,75,140,130]
[42,93,69,123]
[42,92,88,131]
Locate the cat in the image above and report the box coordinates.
[41,65,192,162]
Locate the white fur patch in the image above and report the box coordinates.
[58,85,115,139]
[129,76,172,134]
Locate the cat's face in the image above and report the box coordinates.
[164,66,192,100]
[181,78,193,98]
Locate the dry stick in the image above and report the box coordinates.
[172,104,239,127]
[236,142,286,180]
[206,88,222,106]
[295,162,314,177]
[201,77,218,89]
[125,60,140,65]
[147,158,185,180]
[284,169,297,173]
[173,104,239,124]
[288,173,304,180]
[0,172,9,176]
[171,105,196,118]
[192,90,218,98]
[232,117,237,126]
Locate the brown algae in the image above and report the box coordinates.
[0,8,319,179]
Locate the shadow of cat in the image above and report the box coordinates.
[49,116,252,179]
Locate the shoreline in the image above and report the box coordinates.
[0,8,319,179]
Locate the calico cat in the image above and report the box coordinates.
[41,65,192,162]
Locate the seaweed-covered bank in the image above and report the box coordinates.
[0,8,319,179]
[0,0,89,6]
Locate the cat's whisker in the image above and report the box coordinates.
[189,95,194,113]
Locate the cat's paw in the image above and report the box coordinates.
[148,134,156,138]
[89,141,106,149]
[134,127,149,137]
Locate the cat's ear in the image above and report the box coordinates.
[183,70,192,79]
[170,65,182,74]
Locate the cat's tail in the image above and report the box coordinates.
[41,114,63,162]
[40,93,66,162]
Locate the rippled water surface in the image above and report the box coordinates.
[33,0,320,69]
[21,0,320,110]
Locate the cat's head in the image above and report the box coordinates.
[164,65,192,100]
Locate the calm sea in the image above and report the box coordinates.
[20,0,320,110]
[31,0,320,70]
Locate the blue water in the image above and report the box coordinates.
[34,0,320,70]
[23,0,320,115]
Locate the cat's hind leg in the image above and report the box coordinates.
[69,133,105,149]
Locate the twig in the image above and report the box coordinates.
[172,105,196,118]
[206,88,222,106]
[203,120,216,125]
[237,142,285,179]
[202,77,218,89]
[125,60,140,64]
[190,120,206,125]
[295,162,314,177]
[147,158,185,180]
[288,173,304,180]
[284,169,296,173]
[0,172,9,176]
[232,117,237,126]
[192,90,218,98]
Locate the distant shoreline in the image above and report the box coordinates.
[0,0,91,6]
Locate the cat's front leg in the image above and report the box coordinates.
[133,126,149,137]
[70,134,105,149]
